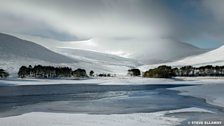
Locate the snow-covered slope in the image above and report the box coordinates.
[140,45,224,71]
[0,33,140,75]
[0,33,77,74]
[0,33,76,63]
[11,35,208,65]
[169,45,224,66]
[57,48,141,67]
[66,38,207,64]
[55,48,141,75]
[128,39,208,64]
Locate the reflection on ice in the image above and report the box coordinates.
[0,84,221,117]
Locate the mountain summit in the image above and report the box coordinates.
[0,33,75,63]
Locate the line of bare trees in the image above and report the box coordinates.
[143,65,224,78]
[18,65,88,78]
[2,64,224,79]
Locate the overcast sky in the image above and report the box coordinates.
[1,0,224,50]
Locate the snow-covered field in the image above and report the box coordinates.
[1,76,224,86]
[0,107,215,126]
[0,77,179,86]
[0,111,180,126]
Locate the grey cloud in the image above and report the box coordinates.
[0,0,171,39]
[0,10,83,41]
[0,0,224,49]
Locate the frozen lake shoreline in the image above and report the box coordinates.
[1,76,224,86]
[0,107,215,126]
[0,77,224,126]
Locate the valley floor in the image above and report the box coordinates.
[0,77,224,126]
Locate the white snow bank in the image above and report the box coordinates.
[0,112,177,126]
[0,107,214,126]
[0,77,183,86]
[166,107,214,114]
[1,77,224,86]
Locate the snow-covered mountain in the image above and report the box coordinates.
[57,48,140,67]
[128,39,208,64]
[0,33,76,74]
[0,33,140,75]
[63,38,207,64]
[140,45,224,71]
[11,35,208,65]
[0,33,76,63]
[56,48,141,75]
[0,32,212,75]
[168,45,224,66]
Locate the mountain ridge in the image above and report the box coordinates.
[0,33,76,63]
[0,33,140,75]
[139,44,224,71]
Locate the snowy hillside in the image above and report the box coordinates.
[140,45,224,71]
[168,45,224,66]
[63,38,208,64]
[128,39,208,64]
[0,33,76,63]
[56,48,141,75]
[0,33,77,74]
[11,35,208,65]
[0,33,140,75]
[57,48,141,67]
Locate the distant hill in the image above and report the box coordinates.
[140,45,224,71]
[57,48,141,67]
[0,33,76,63]
[129,39,208,64]
[168,45,224,66]
[0,33,140,75]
